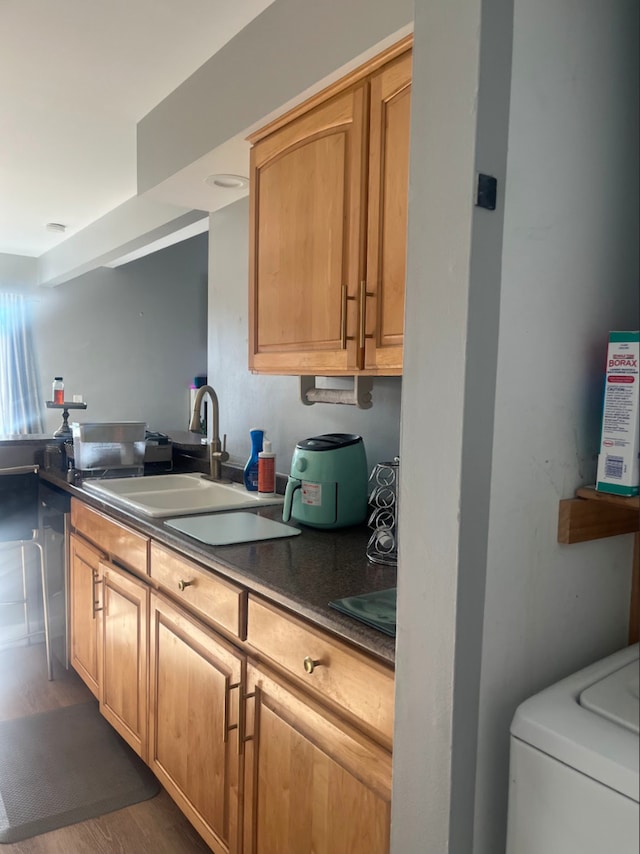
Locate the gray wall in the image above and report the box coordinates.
[138,0,413,192]
[208,197,402,476]
[31,234,208,436]
[0,254,37,290]
[475,0,639,851]
[395,0,638,852]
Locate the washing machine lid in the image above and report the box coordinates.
[580,661,639,735]
[511,644,639,802]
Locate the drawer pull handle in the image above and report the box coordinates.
[303,656,322,674]
[177,579,193,591]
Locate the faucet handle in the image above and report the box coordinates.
[222,434,227,452]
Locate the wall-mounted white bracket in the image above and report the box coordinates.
[299,376,373,409]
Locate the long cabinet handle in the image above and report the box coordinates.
[92,570,103,617]
[239,687,258,755]
[340,285,356,348]
[358,280,375,351]
[224,680,241,744]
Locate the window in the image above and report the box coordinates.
[0,293,44,435]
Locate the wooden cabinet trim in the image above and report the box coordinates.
[247,34,412,145]
[250,88,364,168]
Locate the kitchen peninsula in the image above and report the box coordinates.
[40,460,396,854]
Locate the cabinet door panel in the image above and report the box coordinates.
[149,593,243,854]
[69,533,100,697]
[257,134,346,350]
[249,87,366,375]
[364,50,412,372]
[244,664,391,854]
[99,563,148,760]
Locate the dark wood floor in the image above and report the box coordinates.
[0,644,212,853]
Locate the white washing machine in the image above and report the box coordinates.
[506,642,639,854]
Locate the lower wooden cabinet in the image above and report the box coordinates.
[242,663,392,854]
[69,532,100,697]
[149,592,243,854]
[69,532,149,760]
[69,510,393,854]
[99,562,149,761]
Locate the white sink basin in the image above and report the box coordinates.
[83,473,284,518]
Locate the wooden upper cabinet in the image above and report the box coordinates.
[248,37,412,377]
[249,84,367,375]
[364,49,412,372]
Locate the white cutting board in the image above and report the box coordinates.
[165,512,301,546]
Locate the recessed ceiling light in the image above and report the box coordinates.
[205,174,249,190]
[46,222,67,233]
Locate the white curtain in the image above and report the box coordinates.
[0,293,44,435]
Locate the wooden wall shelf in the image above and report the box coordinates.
[558,486,639,545]
[558,485,640,645]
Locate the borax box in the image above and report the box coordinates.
[596,331,639,496]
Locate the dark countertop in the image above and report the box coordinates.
[0,434,52,444]
[40,470,397,666]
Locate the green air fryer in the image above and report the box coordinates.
[282,433,368,529]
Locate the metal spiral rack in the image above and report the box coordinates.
[366,457,399,566]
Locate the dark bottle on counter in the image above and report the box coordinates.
[52,376,64,404]
[44,443,64,472]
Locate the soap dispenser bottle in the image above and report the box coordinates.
[258,439,276,496]
[243,428,264,491]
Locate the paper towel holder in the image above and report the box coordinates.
[299,376,373,409]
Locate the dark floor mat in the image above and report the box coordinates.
[0,700,160,843]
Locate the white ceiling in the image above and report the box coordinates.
[0,0,274,258]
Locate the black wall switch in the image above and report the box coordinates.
[476,173,497,210]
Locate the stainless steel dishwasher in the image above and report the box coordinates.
[38,479,71,669]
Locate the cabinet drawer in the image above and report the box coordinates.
[71,499,148,576]
[246,595,394,745]
[150,542,245,639]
